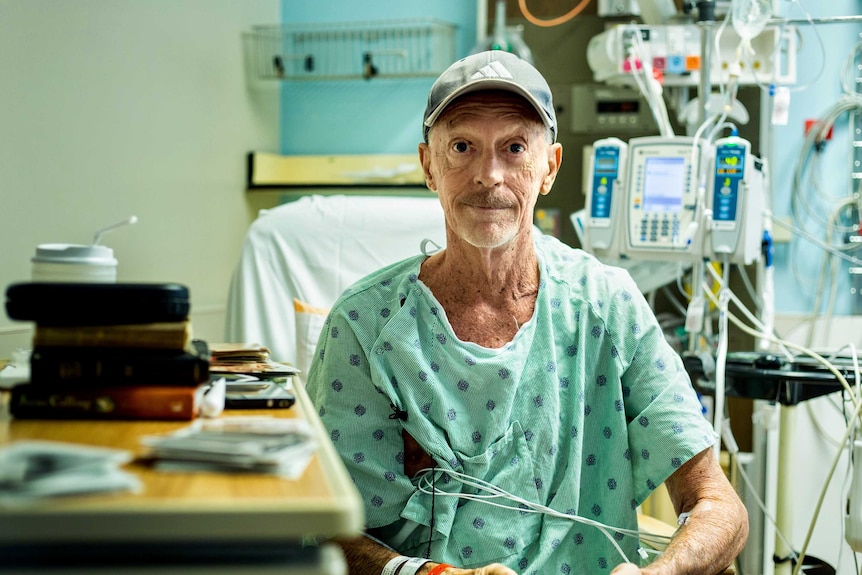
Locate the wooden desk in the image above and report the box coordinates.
[0,381,364,546]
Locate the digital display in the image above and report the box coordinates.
[716,150,744,175]
[596,157,617,170]
[597,101,640,114]
[642,156,686,213]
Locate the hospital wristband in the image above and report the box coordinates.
[399,557,431,575]
[382,556,410,575]
[425,563,453,575]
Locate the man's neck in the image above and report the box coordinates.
[419,231,539,307]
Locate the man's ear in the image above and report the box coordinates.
[540,142,563,196]
[418,142,436,191]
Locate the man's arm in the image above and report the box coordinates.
[333,535,518,575]
[612,447,749,575]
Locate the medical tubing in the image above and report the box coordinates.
[806,398,851,450]
[791,396,862,575]
[413,468,663,564]
[783,0,827,94]
[701,282,859,413]
[517,0,591,28]
[770,213,862,268]
[724,423,799,562]
[737,263,762,313]
[792,97,862,235]
[805,345,862,449]
[706,122,737,147]
[626,26,674,138]
[712,262,731,458]
[805,218,834,348]
[713,8,732,97]
[821,211,846,349]
[758,247,775,352]
[703,287,862,567]
[691,114,719,180]
[840,38,862,96]
[703,263,794,360]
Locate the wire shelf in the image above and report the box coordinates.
[245,19,457,81]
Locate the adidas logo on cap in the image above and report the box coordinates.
[470,61,514,81]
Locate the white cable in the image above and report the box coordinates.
[706,121,737,146]
[792,397,862,575]
[724,427,799,562]
[701,261,862,574]
[713,8,732,98]
[700,281,860,413]
[791,97,862,237]
[840,38,862,96]
[806,400,848,450]
[712,262,731,458]
[782,0,828,94]
[771,212,862,268]
[413,468,670,564]
[736,264,762,313]
[702,263,794,360]
[806,346,862,448]
[625,25,673,138]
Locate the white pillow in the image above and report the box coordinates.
[293,298,329,380]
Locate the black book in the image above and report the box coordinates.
[29,339,210,386]
[5,282,190,326]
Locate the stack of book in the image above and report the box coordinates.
[5,282,211,421]
[209,343,298,410]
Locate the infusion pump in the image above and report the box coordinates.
[582,135,765,266]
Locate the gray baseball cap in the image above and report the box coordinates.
[423,50,557,142]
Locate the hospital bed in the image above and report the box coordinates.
[224,194,446,374]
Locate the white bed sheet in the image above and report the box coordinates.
[224,194,446,372]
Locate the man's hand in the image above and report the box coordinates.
[421,563,518,575]
[609,562,642,574]
[613,447,747,575]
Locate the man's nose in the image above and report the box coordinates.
[473,149,504,188]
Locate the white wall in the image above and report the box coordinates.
[0,0,280,357]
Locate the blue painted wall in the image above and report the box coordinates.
[279,1,477,155]
[771,0,862,314]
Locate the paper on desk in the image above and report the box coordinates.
[0,440,142,506]
[141,416,317,479]
[0,348,31,390]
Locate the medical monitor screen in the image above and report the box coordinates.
[595,156,617,172]
[642,156,686,213]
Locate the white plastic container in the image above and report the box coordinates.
[31,243,118,283]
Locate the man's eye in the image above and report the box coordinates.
[509,143,525,153]
[453,142,469,153]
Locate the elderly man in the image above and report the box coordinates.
[306,50,747,575]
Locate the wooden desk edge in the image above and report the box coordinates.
[0,378,365,544]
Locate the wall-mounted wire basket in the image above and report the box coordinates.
[245,19,457,81]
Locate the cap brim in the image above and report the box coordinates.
[423,78,554,133]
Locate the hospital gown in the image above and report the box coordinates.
[306,233,715,574]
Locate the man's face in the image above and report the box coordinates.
[419,91,562,251]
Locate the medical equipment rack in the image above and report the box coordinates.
[245,19,456,81]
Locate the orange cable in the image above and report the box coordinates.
[518,0,593,27]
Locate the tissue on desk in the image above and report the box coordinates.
[0,440,141,505]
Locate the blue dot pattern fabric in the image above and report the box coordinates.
[306,234,715,574]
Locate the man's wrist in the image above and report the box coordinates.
[422,562,453,575]
[384,556,437,575]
